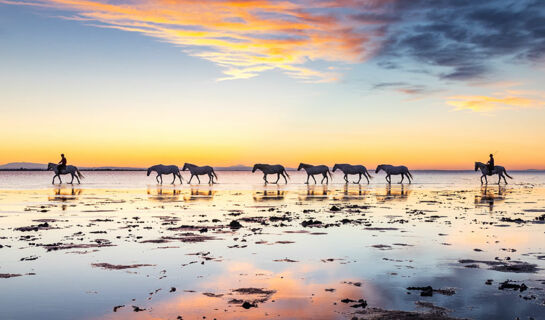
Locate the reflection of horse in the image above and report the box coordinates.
[333,164,372,184]
[375,184,410,202]
[47,163,84,184]
[252,164,290,184]
[297,163,332,184]
[182,163,217,184]
[253,189,286,201]
[183,187,215,201]
[298,185,329,201]
[48,186,82,202]
[474,162,512,185]
[375,164,412,184]
[475,185,507,211]
[334,184,368,200]
[147,164,183,184]
[147,187,181,202]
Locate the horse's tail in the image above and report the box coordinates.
[407,170,413,180]
[76,168,85,179]
[365,169,373,179]
[503,169,513,179]
[284,169,290,179]
[327,169,332,179]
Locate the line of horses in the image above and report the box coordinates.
[47,161,513,185]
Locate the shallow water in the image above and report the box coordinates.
[0,171,544,320]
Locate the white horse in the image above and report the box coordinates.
[297,163,332,184]
[333,163,372,184]
[182,163,217,184]
[474,162,512,185]
[147,164,183,184]
[252,164,290,184]
[47,163,84,184]
[375,164,413,184]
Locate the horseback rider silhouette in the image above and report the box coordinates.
[486,154,494,175]
[58,154,67,174]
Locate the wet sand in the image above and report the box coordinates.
[0,180,544,319]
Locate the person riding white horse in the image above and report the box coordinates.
[47,162,84,184]
[182,163,217,184]
[375,164,413,184]
[147,164,183,184]
[297,163,332,184]
[332,163,372,184]
[474,161,512,184]
[252,164,290,184]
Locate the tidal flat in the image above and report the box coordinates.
[0,171,544,320]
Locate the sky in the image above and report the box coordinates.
[1,0,544,169]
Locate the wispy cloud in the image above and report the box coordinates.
[446,92,545,112]
[1,0,394,81]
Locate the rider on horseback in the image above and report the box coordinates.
[486,154,494,175]
[58,154,67,173]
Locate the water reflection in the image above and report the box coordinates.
[48,186,82,202]
[147,187,182,202]
[253,187,286,202]
[183,186,216,201]
[298,185,329,201]
[333,184,368,201]
[475,185,508,211]
[375,184,411,202]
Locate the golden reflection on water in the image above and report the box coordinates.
[474,185,508,211]
[147,187,182,202]
[252,188,286,202]
[298,185,330,201]
[375,184,411,202]
[183,187,216,202]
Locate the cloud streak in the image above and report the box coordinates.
[446,92,545,112]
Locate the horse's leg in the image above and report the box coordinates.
[356,174,362,184]
[188,175,193,184]
[480,175,484,184]
[69,173,74,184]
[503,173,508,185]
[484,175,488,185]
[160,175,163,184]
[312,174,317,184]
[178,173,183,184]
[305,174,309,184]
[274,173,280,184]
[263,174,268,184]
[498,174,501,185]
[364,173,369,184]
[344,174,348,183]
[208,174,213,184]
[400,174,404,184]
[76,174,81,184]
[386,174,391,184]
[196,175,201,184]
[52,175,57,184]
[281,172,288,183]
[171,173,176,184]
[407,173,412,184]
[156,174,160,184]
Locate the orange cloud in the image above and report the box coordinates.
[2,0,390,81]
[445,92,545,112]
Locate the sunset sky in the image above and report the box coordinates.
[1,0,544,169]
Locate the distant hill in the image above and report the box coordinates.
[0,162,47,170]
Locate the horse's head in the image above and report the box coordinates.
[47,163,55,171]
[146,167,152,176]
[252,164,260,173]
[332,164,339,172]
[297,163,304,171]
[474,162,482,172]
[375,165,383,174]
[182,163,191,171]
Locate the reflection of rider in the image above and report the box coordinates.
[486,154,494,175]
[58,154,67,173]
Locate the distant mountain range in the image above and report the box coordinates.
[0,162,255,171]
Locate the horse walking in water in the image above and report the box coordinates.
[375,164,413,184]
[333,164,372,184]
[183,163,217,184]
[147,164,183,184]
[474,162,512,185]
[252,164,290,184]
[297,163,332,184]
[47,162,84,184]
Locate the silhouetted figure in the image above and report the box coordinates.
[58,154,67,173]
[487,154,495,175]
